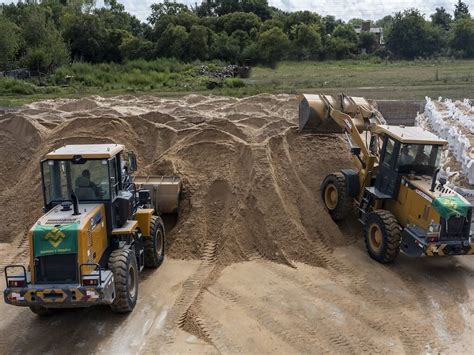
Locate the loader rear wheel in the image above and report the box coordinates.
[144,216,165,268]
[364,210,402,263]
[29,305,54,317]
[108,248,138,313]
[321,172,352,221]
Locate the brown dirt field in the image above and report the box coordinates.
[0,94,472,354]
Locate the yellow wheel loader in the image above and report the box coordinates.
[299,94,474,263]
[4,144,181,315]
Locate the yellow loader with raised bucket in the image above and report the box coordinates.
[4,144,181,315]
[299,94,474,263]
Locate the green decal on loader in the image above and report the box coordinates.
[33,224,78,257]
[432,196,470,220]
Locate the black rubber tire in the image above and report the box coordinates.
[108,248,139,313]
[364,210,402,263]
[144,216,165,268]
[29,305,54,317]
[321,172,352,221]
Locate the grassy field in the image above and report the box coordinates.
[1,59,473,107]
[246,59,474,100]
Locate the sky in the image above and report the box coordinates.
[1,0,473,22]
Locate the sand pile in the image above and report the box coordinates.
[2,95,472,354]
[0,94,352,267]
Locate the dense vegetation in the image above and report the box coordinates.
[0,0,473,75]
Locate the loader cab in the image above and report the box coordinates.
[375,126,446,198]
[40,144,136,231]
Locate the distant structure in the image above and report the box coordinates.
[355,21,384,51]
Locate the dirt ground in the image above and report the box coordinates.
[0,94,473,354]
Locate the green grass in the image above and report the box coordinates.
[246,59,474,100]
[1,58,473,107]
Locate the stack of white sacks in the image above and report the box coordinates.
[416,97,474,200]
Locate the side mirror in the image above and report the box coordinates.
[128,152,137,173]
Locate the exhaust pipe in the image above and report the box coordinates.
[71,192,81,215]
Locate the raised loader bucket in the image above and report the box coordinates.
[298,94,343,133]
[134,175,181,214]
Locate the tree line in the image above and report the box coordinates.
[0,0,473,73]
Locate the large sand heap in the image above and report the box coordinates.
[0,94,352,267]
[1,95,472,354]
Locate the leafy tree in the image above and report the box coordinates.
[20,9,69,71]
[219,12,261,34]
[119,35,154,60]
[431,7,452,30]
[451,17,474,57]
[260,19,283,33]
[257,27,289,65]
[156,24,190,60]
[211,0,242,16]
[23,25,69,72]
[322,15,341,35]
[152,11,199,37]
[332,24,358,44]
[348,18,366,27]
[454,1,470,20]
[291,24,321,59]
[241,0,270,20]
[0,17,20,70]
[195,0,214,17]
[210,31,240,61]
[230,29,251,51]
[188,25,210,60]
[358,32,377,53]
[387,9,442,59]
[375,15,393,36]
[325,36,356,59]
[63,13,105,62]
[148,0,189,25]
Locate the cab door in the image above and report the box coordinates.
[375,136,400,197]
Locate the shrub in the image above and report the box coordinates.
[0,77,38,95]
[224,78,246,88]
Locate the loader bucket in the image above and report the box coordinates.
[298,94,342,133]
[134,175,181,214]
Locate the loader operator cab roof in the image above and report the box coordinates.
[375,125,448,145]
[46,144,125,160]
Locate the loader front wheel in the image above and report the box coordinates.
[144,216,165,268]
[364,210,401,263]
[321,172,352,221]
[108,248,138,313]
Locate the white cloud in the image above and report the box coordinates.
[2,0,472,22]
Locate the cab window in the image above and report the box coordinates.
[42,159,111,206]
[396,144,441,175]
[381,138,395,167]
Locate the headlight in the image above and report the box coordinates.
[427,221,441,242]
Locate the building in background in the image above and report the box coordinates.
[355,21,384,53]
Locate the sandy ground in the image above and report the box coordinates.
[0,94,473,354]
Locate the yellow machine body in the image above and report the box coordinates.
[300,93,474,261]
